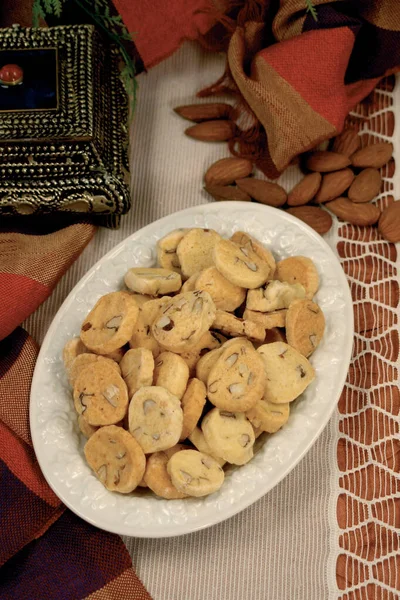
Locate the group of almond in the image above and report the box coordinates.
[175,103,400,243]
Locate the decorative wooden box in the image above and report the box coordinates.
[0,24,130,225]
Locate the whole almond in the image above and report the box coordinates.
[351,142,393,168]
[305,151,351,172]
[174,103,232,122]
[205,184,251,202]
[236,178,287,207]
[286,206,332,234]
[378,201,400,242]
[204,158,253,186]
[325,197,380,226]
[331,128,361,156]
[348,168,382,203]
[287,173,321,206]
[315,168,354,203]
[185,120,236,142]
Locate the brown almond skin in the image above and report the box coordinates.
[174,103,232,122]
[378,201,400,242]
[185,120,236,142]
[287,173,321,206]
[348,168,382,203]
[286,206,332,234]
[305,151,351,172]
[315,168,354,204]
[205,184,251,202]
[331,128,361,157]
[351,142,393,168]
[325,197,380,226]
[236,178,287,207]
[204,158,253,186]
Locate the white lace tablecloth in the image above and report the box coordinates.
[25,42,399,600]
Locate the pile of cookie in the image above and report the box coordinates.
[63,228,325,499]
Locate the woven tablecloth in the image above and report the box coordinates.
[25,43,400,600]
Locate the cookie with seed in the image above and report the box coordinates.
[73,362,129,426]
[80,291,139,355]
[129,296,171,358]
[246,399,290,433]
[207,339,265,412]
[157,228,189,273]
[213,238,271,289]
[176,228,221,278]
[188,427,225,465]
[202,409,255,465]
[195,267,246,312]
[212,310,265,342]
[230,231,276,276]
[68,353,120,387]
[63,337,87,371]
[78,415,99,439]
[180,378,207,441]
[84,425,145,493]
[257,342,315,404]
[246,280,305,312]
[143,444,190,499]
[152,291,216,353]
[124,267,182,296]
[167,449,225,497]
[153,351,189,399]
[285,299,325,357]
[275,256,319,299]
[128,386,183,453]
[120,348,154,398]
[195,347,223,384]
[243,308,287,329]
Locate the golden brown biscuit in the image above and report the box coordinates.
[180,378,207,441]
[285,299,325,357]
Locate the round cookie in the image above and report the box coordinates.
[68,353,120,387]
[120,348,154,398]
[246,399,290,433]
[179,378,207,441]
[124,267,182,296]
[153,351,189,399]
[152,291,216,353]
[167,449,225,497]
[196,347,223,384]
[207,339,265,412]
[84,425,145,493]
[202,409,255,465]
[195,267,246,312]
[77,415,99,439]
[63,337,87,371]
[176,228,221,278]
[188,427,225,466]
[230,231,276,276]
[212,310,265,342]
[285,299,325,357]
[243,308,287,329]
[213,238,271,289]
[81,291,139,355]
[157,228,188,273]
[257,342,315,403]
[246,280,306,312]
[129,296,171,358]
[73,362,129,426]
[143,444,190,499]
[128,386,183,453]
[275,256,319,299]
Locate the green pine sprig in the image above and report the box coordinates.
[305,0,318,21]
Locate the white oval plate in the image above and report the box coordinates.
[30,202,353,538]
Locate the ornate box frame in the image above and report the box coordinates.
[0,24,130,223]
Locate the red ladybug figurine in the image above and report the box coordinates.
[0,64,23,87]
